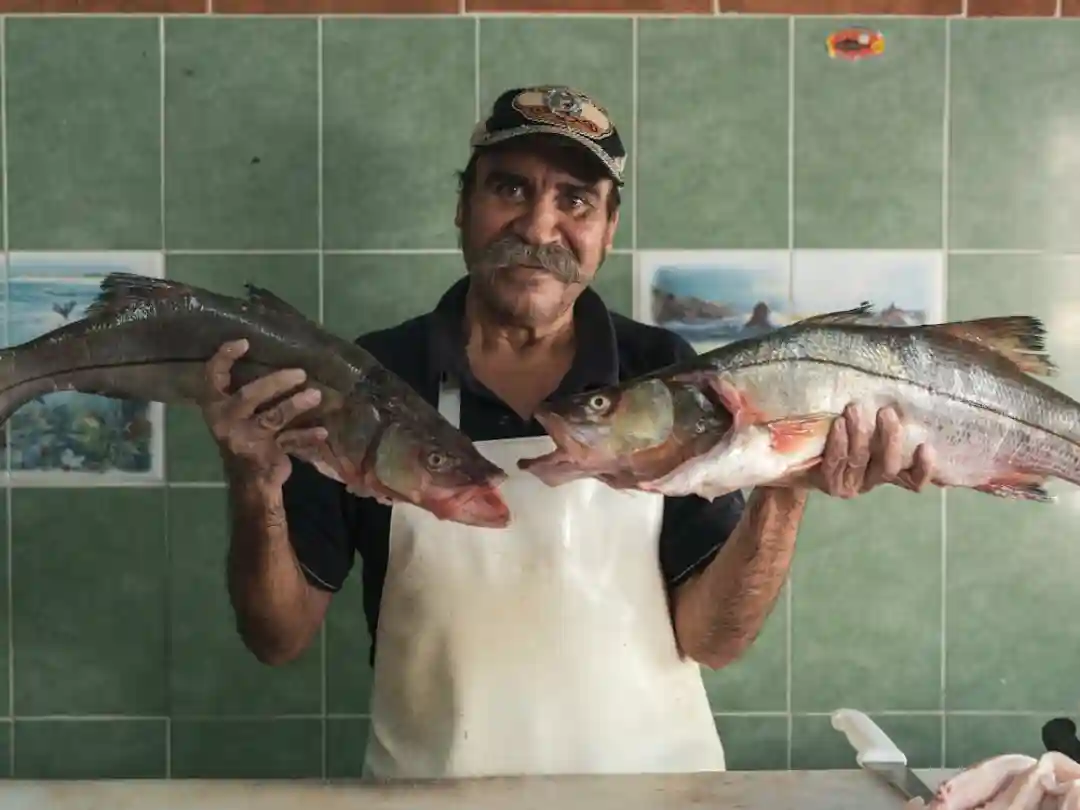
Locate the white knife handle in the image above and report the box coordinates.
[830,708,908,766]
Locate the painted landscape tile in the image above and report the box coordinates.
[5,252,165,485]
[791,250,945,325]
[635,250,793,353]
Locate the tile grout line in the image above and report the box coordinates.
[631,15,638,256]
[316,14,327,783]
[3,709,1073,721]
[938,16,952,770]
[474,15,481,122]
[785,13,796,771]
[1,246,1071,258]
[1,13,11,780]
[159,14,172,780]
[0,12,1004,19]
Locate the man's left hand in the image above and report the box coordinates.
[784,404,936,498]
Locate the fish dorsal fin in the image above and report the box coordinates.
[795,302,875,326]
[929,316,1057,377]
[85,272,189,319]
[244,283,309,320]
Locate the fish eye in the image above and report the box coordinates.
[426,451,449,469]
[586,394,610,412]
[694,419,708,434]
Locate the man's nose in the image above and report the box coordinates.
[513,196,560,246]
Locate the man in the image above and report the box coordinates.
[202,86,934,779]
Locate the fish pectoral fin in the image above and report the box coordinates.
[793,302,875,326]
[245,283,312,321]
[929,316,1058,377]
[974,476,1054,503]
[764,413,835,454]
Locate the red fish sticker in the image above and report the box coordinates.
[826,27,885,61]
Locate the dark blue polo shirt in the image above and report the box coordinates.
[282,276,746,661]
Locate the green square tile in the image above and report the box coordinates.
[591,253,633,320]
[791,489,943,712]
[478,18,633,252]
[0,723,10,777]
[13,720,165,779]
[11,488,166,715]
[945,255,1080,711]
[791,714,942,770]
[701,584,788,713]
[327,718,369,779]
[793,19,946,249]
[168,489,322,716]
[170,719,322,779]
[322,253,463,340]
[323,19,474,251]
[949,21,1080,251]
[163,18,318,250]
[715,716,788,771]
[944,714,1045,768]
[163,254,321,483]
[5,18,161,251]
[0,496,10,718]
[637,19,788,250]
[326,575,373,715]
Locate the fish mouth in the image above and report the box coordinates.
[429,485,511,529]
[532,410,593,460]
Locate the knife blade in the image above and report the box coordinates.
[831,708,937,803]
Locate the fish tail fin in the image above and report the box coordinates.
[929,316,1057,377]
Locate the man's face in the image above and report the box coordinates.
[456,138,620,329]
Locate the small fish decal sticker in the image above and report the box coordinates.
[826,27,885,61]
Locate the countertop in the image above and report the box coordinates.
[0,768,957,810]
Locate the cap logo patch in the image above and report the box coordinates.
[511,87,613,141]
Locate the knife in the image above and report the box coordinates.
[1042,716,1080,761]
[831,708,937,803]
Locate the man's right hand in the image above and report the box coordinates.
[200,339,328,490]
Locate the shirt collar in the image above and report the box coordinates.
[427,275,621,397]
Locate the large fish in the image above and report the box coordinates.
[0,272,511,528]
[520,303,1080,504]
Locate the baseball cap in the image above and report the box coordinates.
[469,85,627,187]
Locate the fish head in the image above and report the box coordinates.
[520,376,732,487]
[366,417,511,529]
[536,377,677,458]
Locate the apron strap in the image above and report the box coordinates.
[437,374,461,429]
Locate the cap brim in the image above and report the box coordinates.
[471,124,626,187]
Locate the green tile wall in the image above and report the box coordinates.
[0,12,1075,779]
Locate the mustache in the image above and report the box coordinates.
[474,236,581,284]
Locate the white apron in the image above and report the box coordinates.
[361,376,725,779]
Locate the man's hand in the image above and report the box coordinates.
[781,404,936,498]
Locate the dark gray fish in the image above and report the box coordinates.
[0,272,510,528]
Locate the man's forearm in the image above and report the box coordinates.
[225,464,329,665]
[672,486,808,670]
